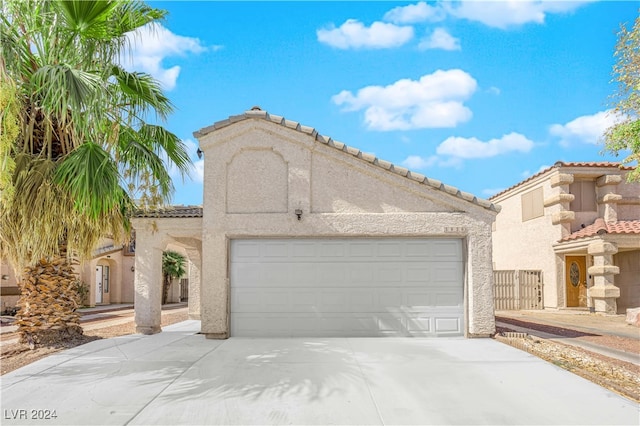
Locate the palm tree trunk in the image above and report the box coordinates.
[15,256,83,348]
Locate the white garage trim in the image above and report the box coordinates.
[230,238,464,337]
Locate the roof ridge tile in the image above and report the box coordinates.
[194,108,498,212]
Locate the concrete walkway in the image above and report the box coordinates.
[496,309,640,366]
[496,309,640,340]
[1,321,638,425]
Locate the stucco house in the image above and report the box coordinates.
[1,237,136,311]
[490,161,640,314]
[132,107,499,338]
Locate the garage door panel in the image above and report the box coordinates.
[230,239,463,337]
[405,290,431,307]
[433,240,462,260]
[378,242,403,257]
[231,312,460,337]
[291,242,317,257]
[435,317,462,334]
[435,292,463,307]
[435,264,462,282]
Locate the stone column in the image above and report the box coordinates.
[549,173,575,238]
[134,229,165,334]
[587,241,620,314]
[185,248,201,320]
[596,174,622,223]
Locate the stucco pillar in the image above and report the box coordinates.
[134,230,165,334]
[201,233,228,339]
[185,249,201,320]
[169,277,181,303]
[596,174,622,223]
[466,226,495,337]
[549,173,575,238]
[587,241,620,314]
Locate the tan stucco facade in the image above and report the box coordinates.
[491,162,640,314]
[132,109,499,338]
[1,238,137,311]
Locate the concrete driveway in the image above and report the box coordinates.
[1,321,638,425]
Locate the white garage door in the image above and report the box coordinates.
[230,239,463,337]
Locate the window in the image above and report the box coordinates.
[103,266,110,293]
[569,180,596,212]
[521,187,544,222]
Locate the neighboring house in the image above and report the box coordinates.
[1,235,191,311]
[0,258,20,313]
[132,107,499,338]
[1,237,136,310]
[491,162,640,314]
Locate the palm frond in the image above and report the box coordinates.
[138,124,191,177]
[111,65,173,120]
[53,142,125,219]
[30,64,102,117]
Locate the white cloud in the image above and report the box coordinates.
[549,110,620,146]
[436,132,534,159]
[418,28,460,51]
[165,139,204,183]
[487,86,501,95]
[125,24,208,90]
[521,164,550,178]
[192,159,204,184]
[332,69,477,131]
[402,155,438,170]
[445,1,590,29]
[317,19,414,49]
[384,2,446,24]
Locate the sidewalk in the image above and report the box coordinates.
[0,303,187,338]
[496,309,640,339]
[496,309,640,365]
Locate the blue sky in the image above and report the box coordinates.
[127,1,637,205]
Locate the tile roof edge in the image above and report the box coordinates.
[194,108,499,213]
[559,219,640,242]
[132,205,204,218]
[490,161,633,201]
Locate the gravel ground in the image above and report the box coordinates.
[495,325,640,403]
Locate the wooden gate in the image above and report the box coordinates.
[180,278,189,302]
[494,270,543,310]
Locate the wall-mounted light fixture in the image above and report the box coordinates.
[1,275,8,280]
[295,209,303,221]
[131,266,135,272]
[197,148,204,159]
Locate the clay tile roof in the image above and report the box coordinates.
[489,161,632,200]
[134,205,203,218]
[194,108,499,212]
[561,219,640,241]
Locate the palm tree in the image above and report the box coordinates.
[0,0,192,347]
[162,250,186,305]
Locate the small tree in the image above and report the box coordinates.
[162,251,186,305]
[604,12,640,181]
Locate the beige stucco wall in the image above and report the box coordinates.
[196,117,497,338]
[617,176,640,220]
[131,217,202,334]
[491,172,564,308]
[492,165,640,311]
[75,236,136,306]
[615,250,640,311]
[0,258,19,311]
